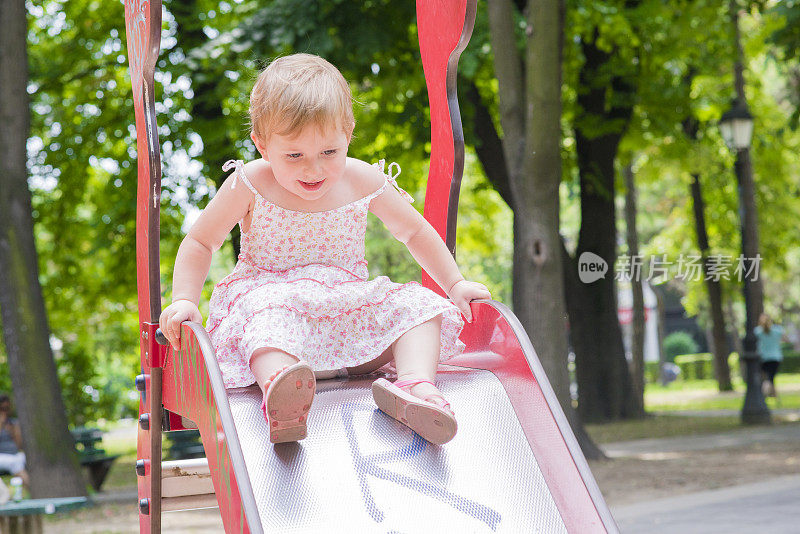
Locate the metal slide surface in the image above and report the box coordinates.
[228,371,567,533]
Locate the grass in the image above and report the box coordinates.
[585,412,798,444]
[98,419,138,457]
[583,373,800,444]
[646,372,800,393]
[645,373,800,412]
[648,391,800,412]
[100,459,137,492]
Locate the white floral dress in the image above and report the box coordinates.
[207,159,465,389]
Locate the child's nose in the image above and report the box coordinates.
[305,160,324,177]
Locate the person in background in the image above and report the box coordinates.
[755,313,786,397]
[0,394,28,488]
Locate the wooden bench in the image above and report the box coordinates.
[70,428,119,491]
[0,496,88,534]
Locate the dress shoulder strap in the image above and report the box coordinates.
[222,159,259,195]
[371,159,414,203]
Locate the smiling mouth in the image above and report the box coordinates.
[299,179,324,191]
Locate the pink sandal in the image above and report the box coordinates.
[260,361,316,443]
[371,378,457,445]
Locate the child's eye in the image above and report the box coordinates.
[286,153,302,159]
[323,149,338,156]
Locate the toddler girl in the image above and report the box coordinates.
[159,53,490,445]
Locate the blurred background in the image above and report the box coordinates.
[0,0,799,530]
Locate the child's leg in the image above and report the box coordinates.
[250,347,300,393]
[391,315,452,413]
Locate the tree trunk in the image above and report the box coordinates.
[622,163,645,415]
[689,173,733,391]
[566,35,637,422]
[726,298,745,359]
[520,0,571,408]
[0,0,87,498]
[487,0,602,458]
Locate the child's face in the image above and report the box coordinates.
[253,123,351,202]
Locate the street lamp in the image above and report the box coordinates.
[718,97,771,424]
[719,99,754,151]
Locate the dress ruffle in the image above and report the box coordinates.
[208,263,464,389]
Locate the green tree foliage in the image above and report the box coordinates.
[767,0,800,127]
[557,0,800,417]
[12,0,189,424]
[623,2,800,338]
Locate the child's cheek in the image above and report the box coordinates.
[330,159,346,177]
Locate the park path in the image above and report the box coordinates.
[605,422,800,533]
[613,474,800,534]
[602,421,800,457]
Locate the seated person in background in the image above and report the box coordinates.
[0,394,29,487]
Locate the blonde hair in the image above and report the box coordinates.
[249,54,354,143]
[758,313,773,333]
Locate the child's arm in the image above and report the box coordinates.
[159,170,254,348]
[366,168,491,322]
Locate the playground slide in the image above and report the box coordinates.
[126,0,619,531]
[155,299,618,533]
